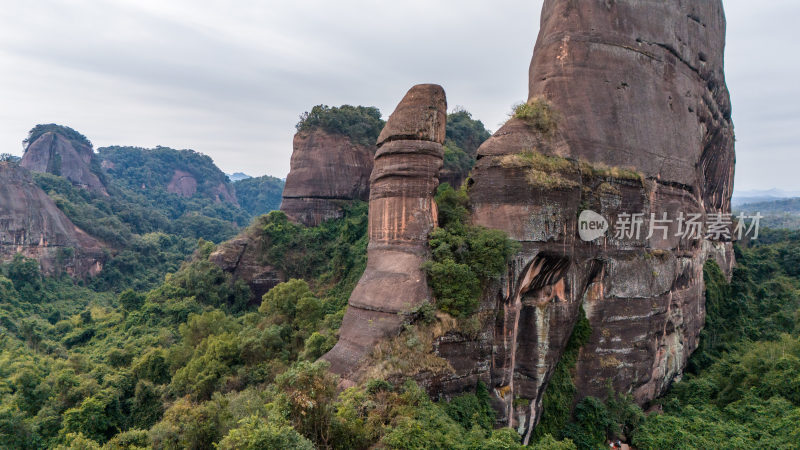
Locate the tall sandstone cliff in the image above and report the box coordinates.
[317,0,735,442]
[0,162,105,277]
[281,129,375,226]
[21,131,108,195]
[323,84,447,376]
[426,0,735,442]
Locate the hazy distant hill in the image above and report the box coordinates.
[736,197,800,230]
[233,175,285,217]
[733,189,800,206]
[228,172,252,181]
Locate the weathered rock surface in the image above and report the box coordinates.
[0,162,105,277]
[420,0,735,442]
[322,84,447,377]
[281,129,376,226]
[209,216,285,303]
[166,170,199,198]
[165,169,238,204]
[21,132,108,195]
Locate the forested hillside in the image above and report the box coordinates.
[736,197,800,230]
[233,175,285,217]
[2,174,799,447]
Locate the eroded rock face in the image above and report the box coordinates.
[166,170,199,197]
[322,84,447,378]
[209,217,285,303]
[0,162,105,277]
[21,132,108,195]
[425,0,735,441]
[281,129,375,227]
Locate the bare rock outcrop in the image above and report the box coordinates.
[281,130,375,227]
[322,84,447,377]
[21,131,108,195]
[0,162,105,277]
[422,0,734,441]
[209,216,285,303]
[166,170,199,197]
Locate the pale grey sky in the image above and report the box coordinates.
[0,1,796,193]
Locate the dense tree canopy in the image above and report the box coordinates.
[233,175,285,217]
[24,124,92,150]
[296,105,384,146]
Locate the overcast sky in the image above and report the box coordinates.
[0,1,797,193]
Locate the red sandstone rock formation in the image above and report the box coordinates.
[166,169,237,204]
[425,1,735,441]
[209,216,285,303]
[166,169,199,197]
[322,84,447,377]
[0,162,105,277]
[281,129,375,227]
[21,132,108,195]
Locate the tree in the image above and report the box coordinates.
[7,254,42,298]
[217,415,314,450]
[275,360,339,447]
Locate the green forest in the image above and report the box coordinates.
[2,116,799,449]
[2,204,799,448]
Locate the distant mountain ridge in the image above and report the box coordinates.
[735,197,800,230]
[228,172,252,181]
[3,124,286,284]
[733,188,800,206]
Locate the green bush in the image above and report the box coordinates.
[444,382,495,430]
[513,99,558,135]
[24,124,92,149]
[424,184,520,317]
[296,105,384,146]
[217,415,314,450]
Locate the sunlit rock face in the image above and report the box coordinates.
[425,0,735,441]
[21,132,108,196]
[0,162,105,277]
[322,84,447,378]
[280,129,376,227]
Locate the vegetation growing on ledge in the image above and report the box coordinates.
[513,98,559,135]
[23,124,92,149]
[494,149,645,191]
[500,150,580,190]
[579,160,643,183]
[424,184,521,317]
[296,104,385,146]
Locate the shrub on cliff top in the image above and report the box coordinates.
[296,105,385,146]
[513,98,558,135]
